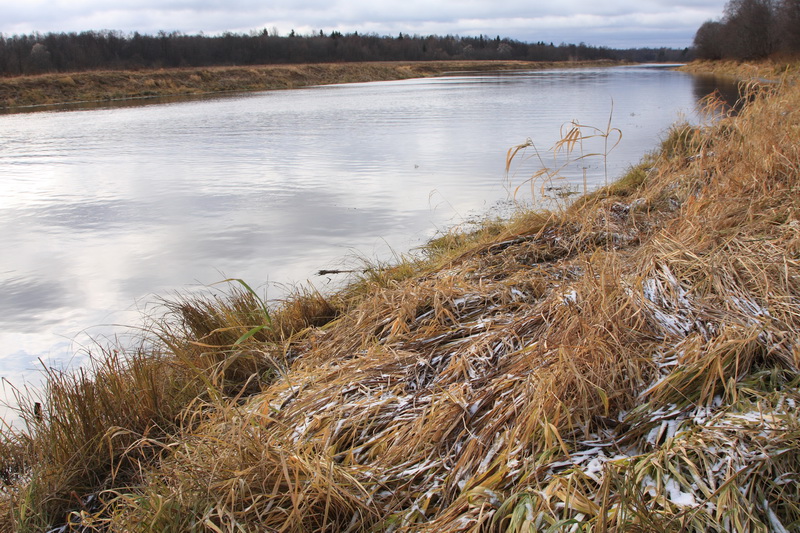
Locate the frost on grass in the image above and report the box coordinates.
[4,70,800,532]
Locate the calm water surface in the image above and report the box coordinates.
[0,65,736,418]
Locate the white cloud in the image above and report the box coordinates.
[0,0,729,47]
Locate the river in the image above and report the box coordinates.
[0,64,737,422]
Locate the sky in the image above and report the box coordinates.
[1,1,729,49]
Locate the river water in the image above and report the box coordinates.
[0,65,737,421]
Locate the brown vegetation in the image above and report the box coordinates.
[694,0,800,60]
[1,62,800,531]
[0,60,609,111]
[0,30,680,78]
[678,58,800,79]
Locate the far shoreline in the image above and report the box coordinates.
[0,59,625,113]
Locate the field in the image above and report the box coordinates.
[2,61,799,531]
[0,60,614,111]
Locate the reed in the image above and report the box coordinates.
[2,63,799,532]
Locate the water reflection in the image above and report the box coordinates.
[0,277,70,326]
[0,66,740,423]
[691,74,744,113]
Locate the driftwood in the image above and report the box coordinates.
[316,268,370,276]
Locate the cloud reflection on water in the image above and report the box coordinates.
[0,67,740,418]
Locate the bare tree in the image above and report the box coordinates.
[723,0,776,59]
[27,42,53,73]
[776,0,800,54]
[694,21,726,59]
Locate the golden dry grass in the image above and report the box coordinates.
[0,60,611,111]
[678,59,800,80]
[2,62,800,532]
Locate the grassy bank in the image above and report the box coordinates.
[0,60,610,111]
[678,58,800,80]
[2,62,800,531]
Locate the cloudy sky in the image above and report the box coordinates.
[2,1,728,49]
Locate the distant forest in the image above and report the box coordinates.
[694,0,800,60]
[0,30,691,77]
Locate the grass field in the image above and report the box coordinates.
[1,61,799,532]
[0,60,615,111]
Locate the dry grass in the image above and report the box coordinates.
[0,60,611,111]
[2,63,800,531]
[678,59,800,81]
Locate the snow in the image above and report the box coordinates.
[396,459,438,479]
[562,289,578,305]
[645,414,682,445]
[764,499,790,533]
[291,417,311,442]
[640,267,698,336]
[665,477,697,507]
[477,434,506,474]
[640,474,658,498]
[730,296,771,319]
[584,456,606,480]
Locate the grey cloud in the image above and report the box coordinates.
[2,0,729,48]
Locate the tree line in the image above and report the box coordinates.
[694,0,800,60]
[0,30,690,77]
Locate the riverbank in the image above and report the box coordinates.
[2,61,800,531]
[0,60,615,112]
[678,58,800,80]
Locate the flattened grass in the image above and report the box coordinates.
[2,66,800,532]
